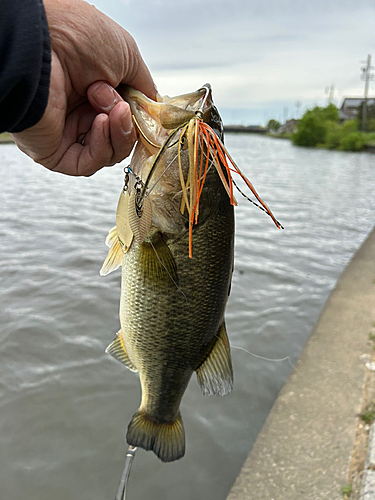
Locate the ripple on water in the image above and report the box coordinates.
[0,138,374,500]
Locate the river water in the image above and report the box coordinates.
[0,135,374,500]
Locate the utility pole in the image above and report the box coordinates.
[360,54,374,131]
[325,84,335,104]
[283,106,288,124]
[329,84,335,104]
[295,101,301,119]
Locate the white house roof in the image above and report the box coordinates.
[340,97,375,109]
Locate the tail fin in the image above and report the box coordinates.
[127,410,185,462]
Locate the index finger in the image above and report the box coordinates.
[121,35,157,101]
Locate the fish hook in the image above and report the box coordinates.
[115,445,137,500]
[195,83,211,119]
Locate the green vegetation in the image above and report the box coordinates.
[357,102,375,132]
[292,104,338,147]
[359,400,375,424]
[341,483,353,497]
[267,131,292,140]
[292,104,375,151]
[0,132,13,143]
[267,119,281,132]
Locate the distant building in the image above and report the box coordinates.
[223,125,267,134]
[339,97,375,121]
[277,119,299,134]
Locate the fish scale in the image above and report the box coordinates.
[102,85,238,463]
[101,85,282,499]
[116,178,234,461]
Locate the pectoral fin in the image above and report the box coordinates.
[196,322,233,396]
[105,330,138,372]
[105,226,119,247]
[100,227,122,276]
[139,234,178,285]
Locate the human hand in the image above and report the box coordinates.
[12,0,156,176]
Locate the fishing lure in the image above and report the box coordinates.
[134,84,283,258]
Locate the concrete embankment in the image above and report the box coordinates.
[227,227,375,500]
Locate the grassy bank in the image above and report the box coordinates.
[292,104,375,152]
[267,132,292,140]
[0,132,14,143]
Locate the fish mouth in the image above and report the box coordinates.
[119,84,218,151]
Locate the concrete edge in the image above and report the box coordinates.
[227,226,375,500]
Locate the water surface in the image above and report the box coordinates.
[0,136,374,500]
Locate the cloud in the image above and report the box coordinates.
[93,0,375,122]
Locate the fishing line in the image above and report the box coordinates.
[213,332,294,370]
[146,153,179,196]
[231,178,284,229]
[141,124,189,200]
[231,344,295,371]
[115,445,137,500]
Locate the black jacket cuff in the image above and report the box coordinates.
[0,0,51,133]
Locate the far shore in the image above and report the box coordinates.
[1,129,374,153]
[225,128,375,153]
[0,133,14,144]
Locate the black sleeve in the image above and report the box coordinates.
[0,0,51,133]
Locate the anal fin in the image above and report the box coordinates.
[105,330,138,372]
[196,322,233,396]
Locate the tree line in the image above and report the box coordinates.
[267,103,375,151]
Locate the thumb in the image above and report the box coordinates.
[88,81,123,114]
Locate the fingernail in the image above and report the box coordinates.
[92,84,117,110]
[121,106,134,135]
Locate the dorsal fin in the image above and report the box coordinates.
[100,227,123,276]
[105,330,138,372]
[196,322,233,396]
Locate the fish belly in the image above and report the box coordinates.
[120,194,234,461]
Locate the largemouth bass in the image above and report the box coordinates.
[100,84,281,464]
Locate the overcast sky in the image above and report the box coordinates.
[91,0,375,125]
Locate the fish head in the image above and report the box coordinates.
[119,85,224,239]
[121,83,223,148]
